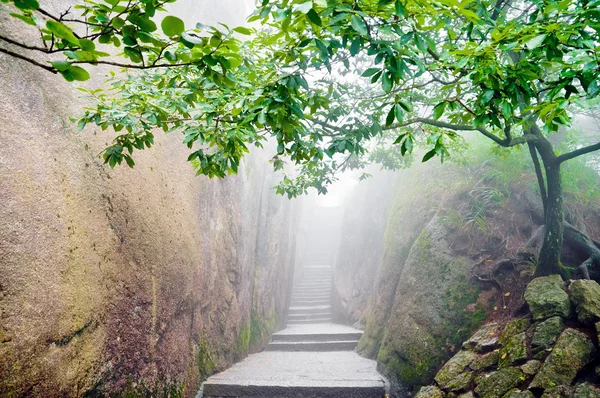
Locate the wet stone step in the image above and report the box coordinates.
[264,340,359,352]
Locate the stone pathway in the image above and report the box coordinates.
[200,265,387,397]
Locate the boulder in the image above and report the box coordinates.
[530,328,596,389]
[503,391,535,398]
[574,383,600,398]
[500,318,531,346]
[445,372,474,392]
[498,332,528,368]
[474,367,524,398]
[463,323,500,353]
[435,350,478,387]
[471,350,500,372]
[539,386,574,398]
[415,385,445,398]
[569,280,600,325]
[459,392,474,398]
[532,316,564,349]
[520,360,541,376]
[524,276,570,321]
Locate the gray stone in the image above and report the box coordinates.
[532,316,564,349]
[530,328,596,389]
[540,386,574,398]
[574,383,600,398]
[445,372,474,392]
[458,392,474,398]
[500,318,531,346]
[570,280,600,325]
[524,276,570,321]
[471,350,500,372]
[415,385,445,398]
[503,391,534,398]
[498,332,528,368]
[435,350,478,388]
[474,367,524,398]
[520,360,541,376]
[463,323,500,353]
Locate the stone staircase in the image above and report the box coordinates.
[200,264,386,397]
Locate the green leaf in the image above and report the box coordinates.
[350,15,368,36]
[382,72,393,93]
[46,20,79,46]
[361,67,380,77]
[69,66,90,81]
[161,15,185,37]
[233,26,252,35]
[306,9,322,26]
[51,60,71,72]
[78,39,95,51]
[385,106,395,126]
[526,34,546,50]
[350,37,361,55]
[481,89,495,104]
[395,1,406,17]
[432,102,446,120]
[13,0,39,10]
[422,148,437,162]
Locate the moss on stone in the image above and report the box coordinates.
[197,334,216,381]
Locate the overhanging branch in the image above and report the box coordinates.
[556,142,600,164]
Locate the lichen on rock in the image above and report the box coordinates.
[524,276,570,321]
[530,328,596,390]
[569,280,600,325]
[415,385,445,398]
[474,367,524,398]
[498,332,528,368]
[435,350,478,388]
[471,350,500,372]
[463,323,500,353]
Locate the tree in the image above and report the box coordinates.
[1,0,600,276]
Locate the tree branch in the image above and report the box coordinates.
[556,141,600,164]
[0,47,57,74]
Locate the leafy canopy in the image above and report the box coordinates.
[2,0,599,196]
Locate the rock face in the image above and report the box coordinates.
[524,275,570,320]
[0,1,296,396]
[530,328,596,389]
[570,280,600,325]
[415,276,600,398]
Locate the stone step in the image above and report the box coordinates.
[201,350,386,398]
[288,312,333,321]
[287,317,332,324]
[290,297,331,307]
[292,290,331,296]
[271,332,363,343]
[294,284,332,290]
[264,340,359,352]
[288,305,331,315]
[291,292,330,298]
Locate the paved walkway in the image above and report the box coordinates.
[200,266,386,397]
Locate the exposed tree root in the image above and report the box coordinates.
[527,222,600,280]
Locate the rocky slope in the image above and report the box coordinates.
[415,276,600,398]
[0,2,297,396]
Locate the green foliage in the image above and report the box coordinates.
[2,0,600,197]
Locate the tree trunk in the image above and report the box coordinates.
[534,139,564,276]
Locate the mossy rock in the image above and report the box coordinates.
[569,280,600,325]
[503,390,534,398]
[539,386,574,398]
[498,332,528,368]
[414,385,445,398]
[500,318,531,346]
[435,350,478,388]
[524,276,570,321]
[445,372,474,392]
[520,360,541,376]
[531,316,563,349]
[463,323,500,353]
[471,350,500,372]
[474,367,524,398]
[458,392,474,398]
[574,383,600,398]
[530,328,596,389]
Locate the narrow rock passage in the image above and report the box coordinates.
[201,265,387,397]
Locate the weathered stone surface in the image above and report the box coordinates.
[474,367,524,398]
[471,350,500,372]
[524,276,570,321]
[503,390,535,398]
[540,386,574,398]
[446,372,474,392]
[500,318,531,346]
[464,323,500,353]
[570,280,600,325]
[574,383,600,398]
[435,350,478,387]
[415,385,445,398]
[499,332,528,368]
[520,360,541,376]
[459,391,474,398]
[530,328,596,389]
[532,316,564,349]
